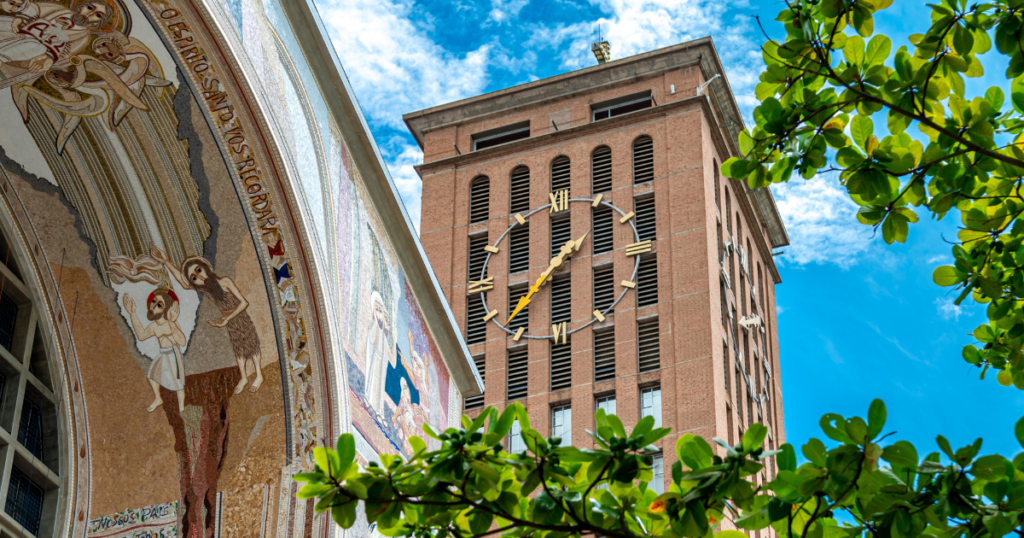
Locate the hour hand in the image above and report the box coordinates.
[505,295,530,326]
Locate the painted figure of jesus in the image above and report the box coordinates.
[123,289,187,412]
[150,244,263,394]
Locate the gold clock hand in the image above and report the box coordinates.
[505,263,559,326]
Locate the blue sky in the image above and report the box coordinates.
[313,0,1024,459]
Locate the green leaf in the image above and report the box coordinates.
[867,399,886,440]
[338,433,356,471]
[865,35,891,66]
[677,433,714,470]
[1015,416,1024,449]
[844,35,865,65]
[778,443,797,471]
[1012,76,1024,115]
[985,86,1005,111]
[738,130,755,156]
[743,423,768,452]
[802,438,827,467]
[932,266,961,287]
[953,24,974,56]
[851,115,873,151]
[883,440,919,469]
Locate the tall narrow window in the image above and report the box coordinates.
[592,206,613,254]
[470,176,490,223]
[551,277,571,324]
[637,255,658,307]
[723,343,730,393]
[637,318,661,372]
[510,166,531,213]
[551,340,572,390]
[593,265,615,314]
[651,453,665,494]
[465,355,486,409]
[735,364,743,420]
[551,156,571,194]
[468,235,489,282]
[596,394,616,415]
[551,216,572,257]
[0,294,17,352]
[18,397,43,460]
[640,386,662,427]
[5,467,42,535]
[594,329,616,382]
[509,225,530,274]
[592,146,612,193]
[633,136,654,184]
[551,405,572,443]
[713,159,721,209]
[507,348,529,400]
[508,420,526,453]
[507,285,529,333]
[634,197,656,242]
[466,295,487,345]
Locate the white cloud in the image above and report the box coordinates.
[386,144,426,232]
[488,0,530,24]
[867,321,923,364]
[934,296,969,322]
[820,335,844,364]
[925,254,947,264]
[772,174,874,267]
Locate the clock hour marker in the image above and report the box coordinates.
[591,193,603,207]
[468,277,494,293]
[549,189,569,213]
[513,327,525,341]
[621,280,636,289]
[483,309,499,322]
[484,245,499,254]
[551,321,568,344]
[626,240,652,256]
[515,213,526,225]
[593,310,605,322]
[619,211,635,224]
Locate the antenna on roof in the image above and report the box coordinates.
[592,23,611,65]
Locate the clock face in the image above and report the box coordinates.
[468,190,651,341]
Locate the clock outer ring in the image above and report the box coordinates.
[474,197,641,341]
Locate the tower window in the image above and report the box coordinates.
[551,339,572,391]
[651,453,665,494]
[469,176,490,224]
[509,420,526,453]
[551,216,572,257]
[472,121,530,151]
[551,405,572,442]
[507,285,529,333]
[466,295,487,345]
[468,234,489,282]
[592,91,653,121]
[507,348,529,400]
[595,394,616,415]
[723,343,730,393]
[465,354,486,409]
[594,329,616,382]
[591,146,612,193]
[637,318,661,372]
[551,156,571,194]
[18,397,42,460]
[714,159,721,209]
[510,166,531,213]
[632,136,654,184]
[593,265,615,314]
[637,255,658,307]
[592,206,613,254]
[635,197,656,242]
[509,225,530,274]
[551,277,571,324]
[0,294,18,352]
[5,467,42,535]
[641,385,662,427]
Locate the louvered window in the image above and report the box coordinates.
[470,176,490,223]
[507,348,529,400]
[551,156,571,194]
[5,467,42,536]
[592,146,612,193]
[551,277,571,323]
[633,136,654,184]
[473,121,530,151]
[637,318,660,372]
[551,216,571,257]
[551,339,572,391]
[594,329,616,382]
[714,160,721,209]
[723,344,730,392]
[509,225,530,274]
[635,197,656,242]
[507,285,528,333]
[466,295,487,345]
[592,91,653,121]
[594,207,613,255]
[468,235,489,281]
[641,386,662,428]
[465,354,486,409]
[637,255,658,307]
[510,166,531,213]
[593,265,615,314]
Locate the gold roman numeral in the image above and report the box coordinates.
[593,309,605,322]
[549,189,569,213]
[619,211,635,223]
[551,321,568,344]
[484,245,499,254]
[591,193,603,207]
[626,240,652,256]
[483,309,499,322]
[468,277,494,294]
[513,327,525,341]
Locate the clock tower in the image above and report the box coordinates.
[405,38,790,494]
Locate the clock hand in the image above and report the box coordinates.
[505,266,555,326]
[504,232,591,326]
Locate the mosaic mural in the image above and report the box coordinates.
[0,0,468,536]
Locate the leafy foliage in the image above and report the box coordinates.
[720,0,1024,386]
[297,401,1024,538]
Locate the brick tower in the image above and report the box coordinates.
[405,38,790,492]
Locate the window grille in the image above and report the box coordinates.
[635,197,656,242]
[468,235,489,281]
[507,285,529,333]
[18,398,42,460]
[551,156,571,194]
[473,122,530,151]
[0,294,17,352]
[596,394,616,415]
[637,318,660,372]
[466,295,487,345]
[465,355,486,409]
[469,176,490,223]
[714,160,721,209]
[5,467,42,535]
[592,206,613,254]
[508,420,526,453]
[551,217,572,257]
[551,405,572,442]
[592,146,612,193]
[637,255,658,307]
[507,348,529,400]
[640,386,662,427]
[551,277,571,324]
[509,225,530,274]
[633,136,654,184]
[510,166,531,213]
[594,329,616,382]
[551,339,572,391]
[593,265,615,314]
[651,453,665,494]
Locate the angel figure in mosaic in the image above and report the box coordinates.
[123,288,186,413]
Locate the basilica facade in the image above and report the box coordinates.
[0,0,480,537]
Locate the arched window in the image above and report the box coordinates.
[551,156,571,194]
[469,176,490,223]
[591,146,612,193]
[632,135,654,184]
[509,167,530,214]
